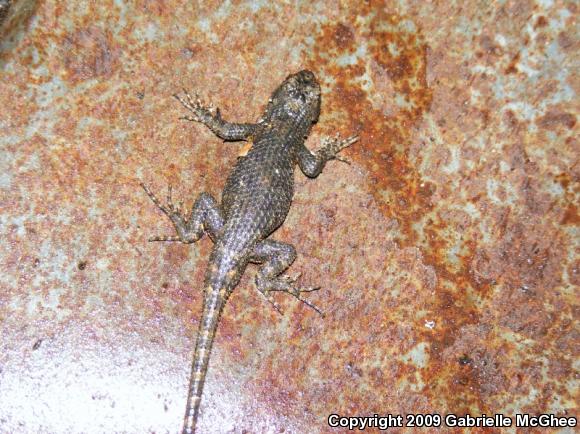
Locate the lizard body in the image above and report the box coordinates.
[142,70,357,433]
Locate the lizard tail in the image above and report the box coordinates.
[182,264,237,434]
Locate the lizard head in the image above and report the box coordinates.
[266,69,321,124]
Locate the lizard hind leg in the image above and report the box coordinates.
[251,240,323,316]
[141,182,223,243]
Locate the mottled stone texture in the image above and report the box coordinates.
[0,1,577,433]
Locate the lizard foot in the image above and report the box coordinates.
[140,182,195,243]
[173,88,218,123]
[256,274,323,316]
[318,134,358,164]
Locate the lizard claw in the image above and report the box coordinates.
[166,185,174,210]
[141,181,170,214]
[295,296,324,317]
[141,181,192,242]
[262,293,284,316]
[319,134,358,163]
[334,154,352,165]
[174,88,216,122]
[257,274,324,316]
[286,285,323,316]
[280,272,302,284]
[148,235,183,242]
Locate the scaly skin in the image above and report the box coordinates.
[142,70,357,433]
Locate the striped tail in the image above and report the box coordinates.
[182,269,233,434]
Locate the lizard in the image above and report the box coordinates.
[141,70,357,434]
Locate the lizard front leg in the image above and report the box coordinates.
[251,240,322,315]
[174,89,258,141]
[298,134,358,178]
[141,183,223,243]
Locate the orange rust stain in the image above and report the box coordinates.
[140,0,169,16]
[534,15,548,29]
[422,284,488,410]
[308,9,433,249]
[505,51,521,74]
[561,203,579,225]
[301,2,579,418]
[304,8,537,415]
[307,14,504,368]
[555,172,575,191]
